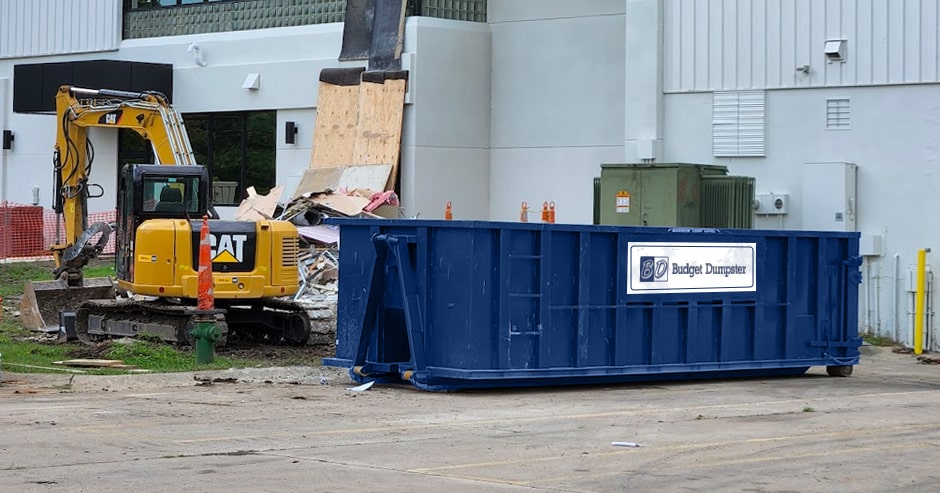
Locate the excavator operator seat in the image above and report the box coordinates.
[155,187,184,212]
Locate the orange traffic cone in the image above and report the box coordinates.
[197,215,214,311]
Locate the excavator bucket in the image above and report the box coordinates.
[19,278,115,332]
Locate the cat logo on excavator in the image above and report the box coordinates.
[211,234,247,263]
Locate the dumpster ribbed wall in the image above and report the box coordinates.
[327,220,861,391]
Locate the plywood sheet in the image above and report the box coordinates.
[235,186,284,221]
[293,164,393,199]
[352,75,407,189]
[311,80,361,169]
[310,194,371,217]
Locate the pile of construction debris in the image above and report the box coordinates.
[234,183,400,301]
[234,66,410,344]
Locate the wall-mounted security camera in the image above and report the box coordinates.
[187,42,207,68]
[795,64,810,74]
[824,39,847,63]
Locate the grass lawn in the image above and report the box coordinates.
[0,257,289,375]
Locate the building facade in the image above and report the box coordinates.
[0,0,937,349]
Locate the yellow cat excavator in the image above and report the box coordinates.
[20,85,310,345]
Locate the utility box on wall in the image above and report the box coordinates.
[596,163,753,228]
[802,162,857,231]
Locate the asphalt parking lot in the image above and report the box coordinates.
[3,345,940,492]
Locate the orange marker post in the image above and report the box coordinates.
[548,201,556,224]
[445,201,453,220]
[192,215,221,364]
[520,202,529,222]
[541,202,550,222]
[197,215,214,310]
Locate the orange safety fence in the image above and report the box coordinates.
[0,201,116,261]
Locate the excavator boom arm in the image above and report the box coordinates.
[52,85,197,282]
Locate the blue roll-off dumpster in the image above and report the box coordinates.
[324,219,861,391]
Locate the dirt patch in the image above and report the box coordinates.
[66,341,115,359]
[218,342,335,364]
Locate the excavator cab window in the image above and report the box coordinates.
[145,176,201,215]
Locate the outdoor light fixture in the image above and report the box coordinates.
[285,121,298,144]
[242,73,260,90]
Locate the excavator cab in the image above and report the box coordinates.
[115,164,210,283]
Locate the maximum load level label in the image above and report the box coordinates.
[628,242,757,294]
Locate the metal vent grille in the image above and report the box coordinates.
[282,237,299,268]
[700,175,755,229]
[713,90,766,157]
[826,98,851,129]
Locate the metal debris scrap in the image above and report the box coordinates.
[296,248,339,298]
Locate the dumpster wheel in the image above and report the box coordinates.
[826,365,854,377]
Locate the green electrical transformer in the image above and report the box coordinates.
[595,163,754,229]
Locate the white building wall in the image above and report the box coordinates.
[656,0,940,349]
[488,0,626,223]
[0,78,8,203]
[0,0,121,59]
[665,0,940,91]
[0,23,348,215]
[0,19,491,220]
[402,18,491,220]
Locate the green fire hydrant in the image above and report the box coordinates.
[191,318,221,365]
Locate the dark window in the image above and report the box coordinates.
[183,111,276,206]
[144,175,202,214]
[117,129,156,199]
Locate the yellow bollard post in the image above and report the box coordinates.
[914,248,930,355]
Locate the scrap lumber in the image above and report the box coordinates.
[235,186,284,221]
[53,359,133,369]
[311,67,365,169]
[292,163,392,200]
[295,248,340,298]
[4,362,87,374]
[309,193,371,217]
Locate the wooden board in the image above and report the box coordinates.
[311,82,361,169]
[292,164,393,199]
[235,186,284,221]
[54,359,125,368]
[352,77,407,189]
[310,194,371,217]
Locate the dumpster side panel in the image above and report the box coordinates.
[326,219,860,390]
[427,227,500,370]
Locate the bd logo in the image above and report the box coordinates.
[639,256,669,282]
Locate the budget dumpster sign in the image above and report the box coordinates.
[628,242,756,294]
